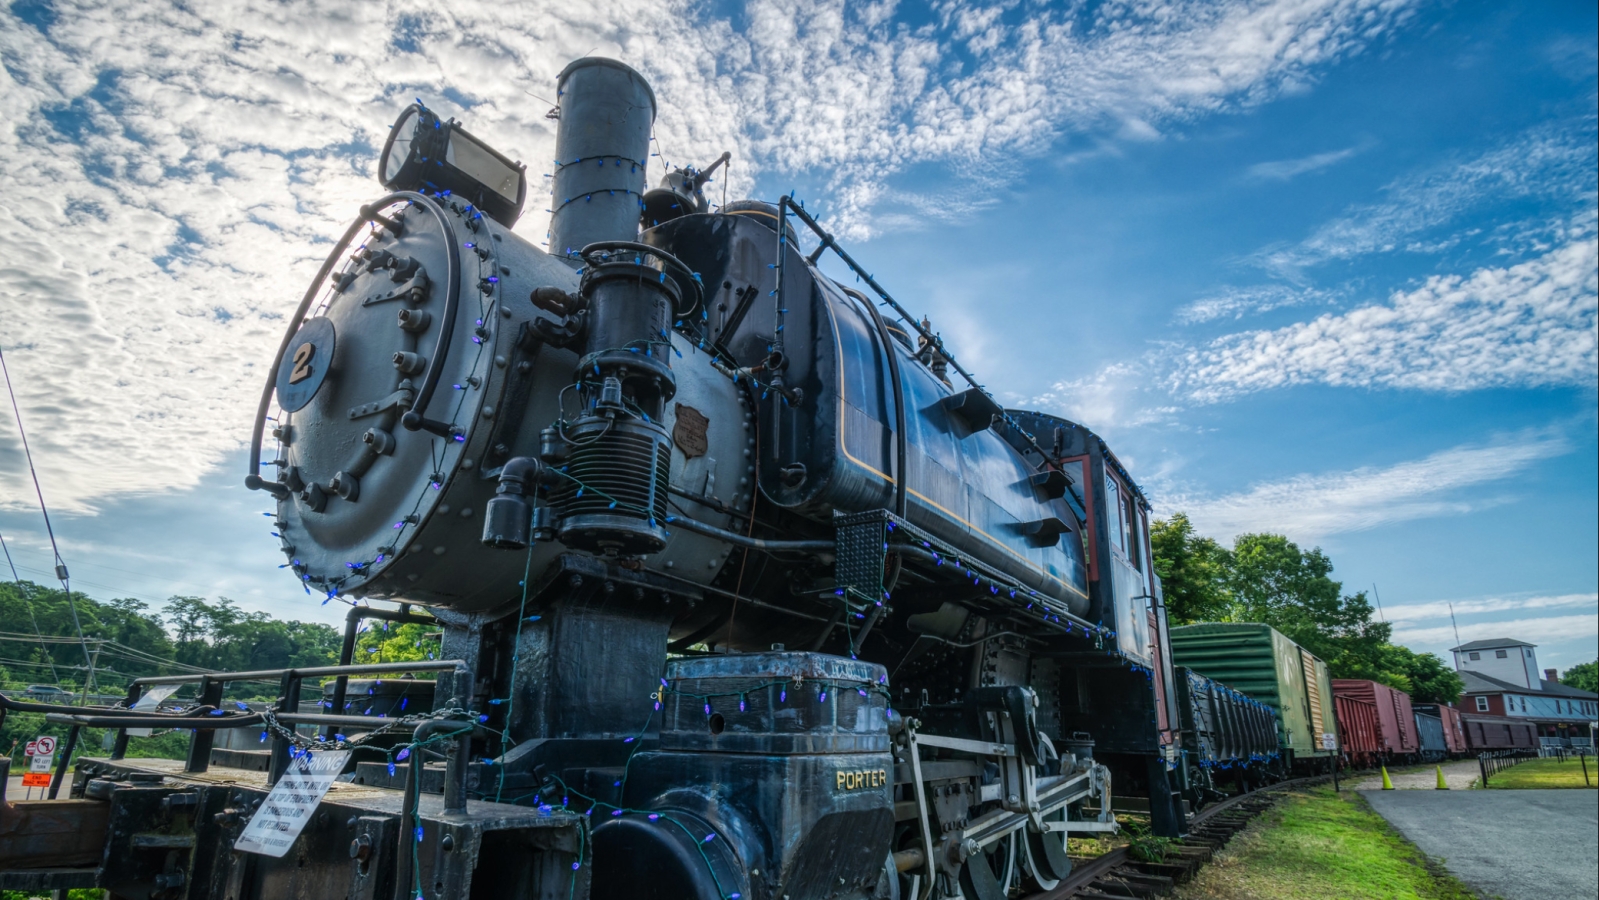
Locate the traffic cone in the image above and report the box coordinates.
[1436,765,1448,790]
[1381,765,1394,790]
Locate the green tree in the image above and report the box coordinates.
[1150,515,1472,701]
[160,596,339,677]
[1331,642,1464,704]
[1561,661,1598,694]
[1227,533,1392,672]
[1149,513,1233,624]
[354,621,441,665]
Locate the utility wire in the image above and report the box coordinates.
[1,343,97,701]
[0,528,61,684]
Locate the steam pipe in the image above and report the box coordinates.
[663,515,834,552]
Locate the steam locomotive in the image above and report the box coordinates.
[0,59,1239,900]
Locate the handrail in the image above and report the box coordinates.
[47,711,265,729]
[130,659,466,687]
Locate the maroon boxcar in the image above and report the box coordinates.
[1414,703,1467,755]
[1335,693,1381,767]
[1333,679,1419,757]
[1461,714,1539,751]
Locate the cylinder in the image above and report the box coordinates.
[548,58,656,260]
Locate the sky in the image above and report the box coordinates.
[2,0,1595,672]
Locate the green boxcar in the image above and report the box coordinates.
[1168,623,1336,761]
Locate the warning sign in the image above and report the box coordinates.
[20,772,52,788]
[234,749,350,858]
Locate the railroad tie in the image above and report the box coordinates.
[1113,870,1175,896]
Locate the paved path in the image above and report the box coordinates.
[1350,759,1481,791]
[1361,789,1598,900]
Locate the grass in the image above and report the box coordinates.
[1483,757,1598,790]
[1173,787,1479,900]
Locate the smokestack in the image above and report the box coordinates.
[1545,668,1558,685]
[548,58,656,262]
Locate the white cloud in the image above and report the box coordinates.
[1246,144,1360,181]
[1383,592,1599,626]
[1176,283,1332,323]
[1030,361,1181,433]
[1391,613,1599,651]
[0,0,1420,512]
[1373,591,1598,666]
[1174,234,1599,401]
[1252,122,1597,273]
[1165,431,1572,542]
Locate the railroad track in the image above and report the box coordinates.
[1022,775,1329,899]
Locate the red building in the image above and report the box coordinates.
[1453,639,1597,748]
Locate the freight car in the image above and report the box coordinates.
[1171,667,1280,810]
[1335,693,1382,769]
[1168,623,1338,773]
[0,57,1202,900]
[1461,714,1540,751]
[1332,679,1419,763]
[1414,703,1467,756]
[1414,711,1448,762]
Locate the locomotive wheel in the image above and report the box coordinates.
[958,847,1007,900]
[1021,815,1071,890]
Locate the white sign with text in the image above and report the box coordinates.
[234,749,351,858]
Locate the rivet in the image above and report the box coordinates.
[433,546,446,556]
[461,458,475,469]
[494,355,508,367]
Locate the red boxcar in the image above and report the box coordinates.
[1334,694,1381,767]
[1333,679,1419,757]
[1461,714,1539,751]
[1414,703,1467,755]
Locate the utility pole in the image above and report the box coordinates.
[78,640,103,706]
[1448,602,1463,668]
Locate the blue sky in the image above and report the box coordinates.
[2,0,1595,671]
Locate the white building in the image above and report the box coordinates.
[1452,638,1542,688]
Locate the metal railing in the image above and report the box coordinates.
[1,658,468,800]
[1477,749,1538,786]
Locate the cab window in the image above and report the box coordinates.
[1104,475,1125,555]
